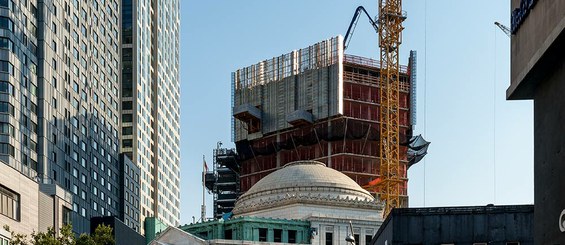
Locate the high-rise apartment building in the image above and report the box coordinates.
[0,0,122,234]
[38,0,122,233]
[121,0,180,227]
[0,0,179,235]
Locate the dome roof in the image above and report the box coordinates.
[233,160,379,215]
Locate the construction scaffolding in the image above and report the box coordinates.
[204,145,240,220]
[231,36,427,207]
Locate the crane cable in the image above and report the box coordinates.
[493,23,497,204]
[423,0,427,208]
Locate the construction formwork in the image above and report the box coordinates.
[232,36,417,206]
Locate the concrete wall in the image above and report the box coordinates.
[233,36,343,142]
[533,56,565,244]
[507,1,565,243]
[38,192,54,233]
[508,0,565,99]
[38,183,73,233]
[0,163,39,236]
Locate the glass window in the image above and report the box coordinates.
[258,228,267,242]
[0,184,19,220]
[0,102,13,115]
[0,17,13,31]
[0,143,14,156]
[325,232,333,245]
[0,38,13,52]
[0,61,13,75]
[365,235,372,245]
[0,81,12,95]
[122,114,132,123]
[0,0,13,10]
[0,122,13,136]
[274,229,282,243]
[288,230,297,244]
[122,126,132,135]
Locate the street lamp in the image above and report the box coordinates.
[345,221,356,244]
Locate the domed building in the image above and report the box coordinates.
[174,160,384,245]
[234,160,380,218]
[234,160,384,244]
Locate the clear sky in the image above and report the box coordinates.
[179,0,533,225]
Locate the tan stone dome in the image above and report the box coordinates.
[233,160,379,215]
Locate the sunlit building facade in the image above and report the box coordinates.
[0,0,123,234]
[39,0,122,233]
[121,0,180,228]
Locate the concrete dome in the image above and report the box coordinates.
[233,160,378,215]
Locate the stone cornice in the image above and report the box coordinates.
[233,192,383,215]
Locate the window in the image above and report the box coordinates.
[62,207,71,225]
[0,143,14,156]
[258,228,267,242]
[325,232,333,245]
[274,229,282,243]
[0,102,13,115]
[0,61,13,75]
[0,81,12,95]
[365,235,372,245]
[122,114,132,122]
[0,0,13,10]
[123,139,132,147]
[0,37,13,52]
[122,126,132,135]
[288,230,297,243]
[0,184,19,220]
[354,234,360,245]
[30,83,37,95]
[0,17,13,31]
[0,122,13,136]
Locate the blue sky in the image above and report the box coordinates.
[179,0,533,225]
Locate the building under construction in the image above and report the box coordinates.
[206,36,428,218]
[234,35,427,204]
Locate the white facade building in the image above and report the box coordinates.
[233,160,384,245]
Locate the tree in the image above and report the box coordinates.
[3,224,115,245]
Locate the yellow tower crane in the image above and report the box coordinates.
[377,0,406,218]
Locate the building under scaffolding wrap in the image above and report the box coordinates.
[221,36,428,217]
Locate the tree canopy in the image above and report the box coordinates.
[3,224,115,245]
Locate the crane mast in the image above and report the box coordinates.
[378,0,405,218]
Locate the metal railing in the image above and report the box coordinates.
[344,54,409,74]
